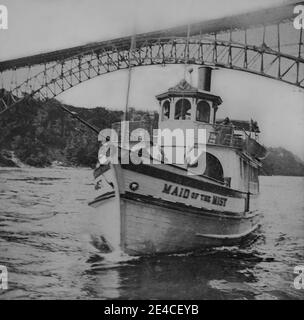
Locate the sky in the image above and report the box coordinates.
[0,0,303,159]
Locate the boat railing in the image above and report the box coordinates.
[208,124,245,149]
[110,121,267,160]
[208,124,267,159]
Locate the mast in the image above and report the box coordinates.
[245,129,251,212]
[183,24,191,79]
[124,34,136,121]
[181,24,191,116]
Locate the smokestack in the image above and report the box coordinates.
[198,66,212,91]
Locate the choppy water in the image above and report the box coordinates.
[0,167,303,300]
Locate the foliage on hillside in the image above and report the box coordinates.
[0,96,123,167]
[0,92,303,176]
[261,147,304,176]
[0,93,159,168]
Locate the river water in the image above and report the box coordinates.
[0,167,303,300]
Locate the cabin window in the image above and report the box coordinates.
[174,99,191,120]
[162,100,170,120]
[188,152,224,182]
[196,100,210,123]
[203,153,224,182]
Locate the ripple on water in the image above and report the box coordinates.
[0,170,303,300]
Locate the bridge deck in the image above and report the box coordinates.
[0,2,299,72]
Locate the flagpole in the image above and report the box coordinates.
[124,34,136,122]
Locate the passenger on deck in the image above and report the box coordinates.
[216,117,234,145]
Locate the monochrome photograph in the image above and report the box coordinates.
[0,0,303,303]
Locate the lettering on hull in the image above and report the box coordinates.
[162,183,228,207]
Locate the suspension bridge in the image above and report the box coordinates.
[0,1,303,116]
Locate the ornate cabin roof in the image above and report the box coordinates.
[168,79,197,92]
[156,79,222,106]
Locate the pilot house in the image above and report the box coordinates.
[155,67,265,194]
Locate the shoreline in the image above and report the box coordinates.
[0,164,304,178]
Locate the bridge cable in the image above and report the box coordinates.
[58,104,100,134]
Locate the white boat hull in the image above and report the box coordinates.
[89,162,260,255]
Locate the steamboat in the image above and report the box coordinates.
[89,66,267,255]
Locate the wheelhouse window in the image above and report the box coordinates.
[187,152,224,182]
[204,153,224,182]
[196,100,210,123]
[174,99,191,120]
[162,100,170,120]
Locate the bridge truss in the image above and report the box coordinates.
[0,2,303,115]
